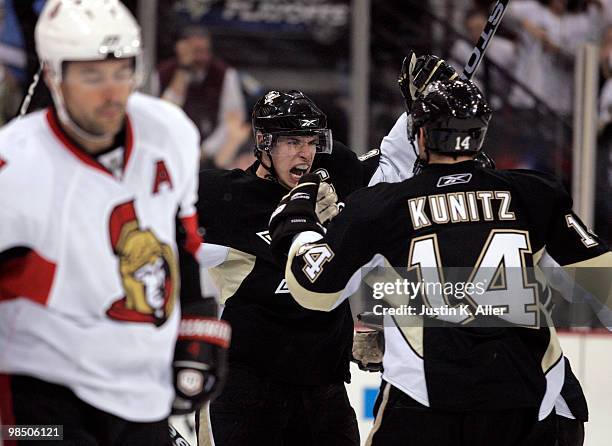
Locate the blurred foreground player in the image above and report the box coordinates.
[271,79,612,446]
[0,1,229,444]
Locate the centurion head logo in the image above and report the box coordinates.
[106,201,178,326]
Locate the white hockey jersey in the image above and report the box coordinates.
[0,93,201,421]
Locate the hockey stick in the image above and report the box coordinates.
[461,0,510,81]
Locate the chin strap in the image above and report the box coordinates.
[410,135,429,176]
[255,149,283,185]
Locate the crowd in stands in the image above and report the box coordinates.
[451,0,610,240]
[152,26,253,170]
[0,0,609,239]
[452,1,609,119]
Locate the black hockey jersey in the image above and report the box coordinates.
[285,160,611,418]
[197,142,381,385]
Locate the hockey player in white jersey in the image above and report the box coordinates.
[0,1,230,444]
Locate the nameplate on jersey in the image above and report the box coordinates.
[408,190,515,230]
[256,230,272,245]
[437,173,472,188]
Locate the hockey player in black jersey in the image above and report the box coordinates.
[192,54,471,443]
[270,79,612,446]
[195,86,416,445]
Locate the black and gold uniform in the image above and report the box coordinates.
[195,90,409,446]
[278,80,611,446]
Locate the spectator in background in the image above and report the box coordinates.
[506,0,605,116]
[603,0,612,23]
[0,0,45,86]
[0,63,20,125]
[0,0,42,122]
[595,25,612,130]
[600,26,612,124]
[449,8,515,108]
[599,25,612,91]
[156,26,247,167]
[0,0,20,124]
[0,0,52,114]
[211,71,265,171]
[596,24,612,243]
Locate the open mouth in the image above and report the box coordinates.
[289,164,309,182]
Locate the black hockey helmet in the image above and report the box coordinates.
[411,79,492,154]
[252,90,333,155]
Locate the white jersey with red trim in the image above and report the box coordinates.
[0,92,201,421]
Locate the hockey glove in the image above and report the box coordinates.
[352,313,384,372]
[352,328,384,372]
[172,301,231,415]
[269,173,325,264]
[398,51,458,114]
[316,181,340,224]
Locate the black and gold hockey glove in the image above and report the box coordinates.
[269,173,325,265]
[398,51,458,114]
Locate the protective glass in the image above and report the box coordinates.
[257,129,333,154]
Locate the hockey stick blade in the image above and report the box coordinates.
[461,0,510,81]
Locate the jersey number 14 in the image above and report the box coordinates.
[408,229,539,326]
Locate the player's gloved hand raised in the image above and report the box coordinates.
[316,181,341,224]
[172,302,231,415]
[269,173,325,265]
[398,51,458,114]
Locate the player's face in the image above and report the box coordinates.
[60,58,135,137]
[271,135,317,188]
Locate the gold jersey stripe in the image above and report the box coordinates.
[364,381,392,446]
[208,247,257,305]
[563,252,612,311]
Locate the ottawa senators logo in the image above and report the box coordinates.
[106,201,178,326]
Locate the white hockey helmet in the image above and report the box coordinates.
[35,0,143,84]
[32,0,143,141]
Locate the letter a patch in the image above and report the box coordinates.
[152,160,173,194]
